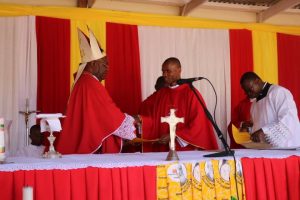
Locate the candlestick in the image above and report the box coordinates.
[22,186,33,200]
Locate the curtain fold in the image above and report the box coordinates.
[277,33,300,117]
[242,156,300,200]
[53,169,71,200]
[252,30,278,83]
[1,15,299,157]
[0,166,156,200]
[229,29,253,113]
[36,16,70,114]
[0,16,37,155]
[35,170,55,200]
[106,22,142,115]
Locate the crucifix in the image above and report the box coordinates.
[161,109,184,161]
[19,98,39,146]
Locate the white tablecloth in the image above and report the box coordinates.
[1,149,300,171]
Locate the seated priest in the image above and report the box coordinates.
[56,28,153,154]
[154,76,168,91]
[139,76,167,117]
[240,71,300,147]
[16,125,44,157]
[138,57,218,152]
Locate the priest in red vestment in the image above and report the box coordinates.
[139,57,218,152]
[56,28,147,154]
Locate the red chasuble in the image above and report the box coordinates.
[140,84,218,152]
[56,72,125,154]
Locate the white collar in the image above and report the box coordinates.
[92,75,99,81]
[262,82,267,90]
[169,84,179,89]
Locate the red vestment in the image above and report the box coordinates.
[228,97,252,148]
[140,84,218,152]
[56,72,127,154]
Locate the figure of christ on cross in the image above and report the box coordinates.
[19,98,39,146]
[161,109,184,160]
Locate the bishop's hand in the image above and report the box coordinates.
[157,134,170,145]
[132,115,142,125]
[240,120,253,132]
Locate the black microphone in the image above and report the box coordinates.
[177,77,204,85]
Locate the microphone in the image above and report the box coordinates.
[177,77,204,85]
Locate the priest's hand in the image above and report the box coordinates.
[132,115,142,125]
[157,134,170,144]
[240,120,253,132]
[123,139,139,148]
[250,129,266,143]
[131,137,159,143]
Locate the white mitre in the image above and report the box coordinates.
[74,27,106,85]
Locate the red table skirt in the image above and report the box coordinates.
[1,155,300,200]
[0,166,156,200]
[242,155,300,200]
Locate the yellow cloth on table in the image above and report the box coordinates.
[232,124,272,149]
[213,159,231,200]
[157,164,169,199]
[200,161,216,200]
[157,162,193,200]
[229,160,246,200]
[231,124,251,144]
[191,162,202,200]
[157,160,247,200]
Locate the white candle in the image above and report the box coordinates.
[0,118,5,162]
[22,186,33,200]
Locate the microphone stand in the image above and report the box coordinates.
[187,82,234,157]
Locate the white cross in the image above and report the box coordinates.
[161,109,184,151]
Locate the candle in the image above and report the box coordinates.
[0,118,5,162]
[22,186,33,200]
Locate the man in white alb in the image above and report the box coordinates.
[15,125,44,157]
[240,71,300,148]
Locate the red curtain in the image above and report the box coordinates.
[36,16,70,114]
[242,156,300,200]
[0,166,156,200]
[106,22,142,115]
[229,29,253,114]
[277,33,300,118]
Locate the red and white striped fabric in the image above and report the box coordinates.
[0,18,299,155]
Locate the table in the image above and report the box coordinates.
[0,149,299,200]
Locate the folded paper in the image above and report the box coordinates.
[37,113,65,132]
[231,124,251,144]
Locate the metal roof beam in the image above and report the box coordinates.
[257,0,300,22]
[77,0,96,8]
[181,0,208,16]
